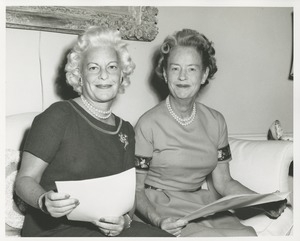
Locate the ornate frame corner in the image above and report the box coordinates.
[6,6,159,42]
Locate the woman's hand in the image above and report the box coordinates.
[93,216,129,237]
[41,190,80,218]
[159,217,188,237]
[252,199,287,219]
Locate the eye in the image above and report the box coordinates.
[188,67,196,72]
[87,65,100,73]
[107,64,119,74]
[187,66,199,73]
[107,65,118,70]
[170,66,180,72]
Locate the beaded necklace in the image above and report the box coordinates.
[81,95,112,120]
[166,96,196,126]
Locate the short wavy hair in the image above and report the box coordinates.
[65,26,135,94]
[156,29,217,86]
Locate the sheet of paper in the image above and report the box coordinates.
[55,168,135,222]
[183,191,289,222]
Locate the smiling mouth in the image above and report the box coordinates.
[176,84,190,88]
[95,84,112,89]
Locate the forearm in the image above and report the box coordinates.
[15,175,46,209]
[212,163,257,197]
[219,179,257,196]
[136,190,162,227]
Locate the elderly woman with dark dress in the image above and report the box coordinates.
[134,28,287,237]
[15,26,172,237]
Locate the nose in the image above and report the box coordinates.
[178,68,187,81]
[98,68,108,80]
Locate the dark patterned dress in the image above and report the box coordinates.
[21,100,172,237]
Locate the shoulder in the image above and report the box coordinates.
[197,102,226,123]
[117,116,135,136]
[34,100,73,123]
[121,118,134,131]
[46,100,73,112]
[135,102,165,128]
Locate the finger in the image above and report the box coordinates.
[167,227,183,234]
[98,226,121,237]
[49,202,79,214]
[51,209,75,218]
[176,219,188,227]
[100,216,123,224]
[173,229,182,237]
[265,210,280,219]
[108,230,121,237]
[280,205,286,213]
[47,191,71,201]
[93,219,122,232]
[162,220,187,230]
[50,198,79,208]
[98,227,110,236]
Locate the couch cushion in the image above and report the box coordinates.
[5,149,25,231]
[240,206,293,236]
[6,112,39,150]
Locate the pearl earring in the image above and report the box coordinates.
[163,75,168,83]
[79,77,83,86]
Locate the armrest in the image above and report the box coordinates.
[228,138,293,203]
[6,112,39,150]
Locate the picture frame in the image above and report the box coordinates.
[289,11,293,80]
[6,6,159,42]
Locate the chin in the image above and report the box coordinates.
[93,95,114,102]
[174,94,194,100]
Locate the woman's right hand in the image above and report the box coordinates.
[41,190,80,218]
[159,217,188,236]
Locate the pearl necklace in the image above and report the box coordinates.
[80,95,112,120]
[166,96,196,126]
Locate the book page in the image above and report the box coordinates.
[55,168,135,222]
[183,191,289,222]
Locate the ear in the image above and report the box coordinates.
[201,67,209,84]
[120,72,124,83]
[163,69,168,83]
[77,68,82,79]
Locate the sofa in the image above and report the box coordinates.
[5,112,294,237]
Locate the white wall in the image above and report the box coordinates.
[6,7,293,136]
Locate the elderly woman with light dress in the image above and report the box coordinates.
[134,28,287,237]
[15,26,172,238]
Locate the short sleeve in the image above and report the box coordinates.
[134,117,154,158]
[216,113,232,163]
[23,102,70,163]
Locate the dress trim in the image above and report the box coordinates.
[218,144,231,162]
[135,155,152,170]
[67,100,122,135]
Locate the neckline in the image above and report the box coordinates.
[68,99,122,134]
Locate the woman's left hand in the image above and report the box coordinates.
[253,199,287,219]
[92,216,125,237]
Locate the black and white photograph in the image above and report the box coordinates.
[2,0,299,239]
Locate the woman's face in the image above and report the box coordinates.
[80,46,122,103]
[164,46,208,100]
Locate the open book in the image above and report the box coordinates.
[55,168,136,222]
[182,192,289,222]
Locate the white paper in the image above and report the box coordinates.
[183,191,289,222]
[55,168,136,222]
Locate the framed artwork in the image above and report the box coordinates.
[6,6,159,42]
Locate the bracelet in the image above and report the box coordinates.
[124,214,132,229]
[37,193,49,214]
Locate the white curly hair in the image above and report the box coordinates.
[65,26,135,94]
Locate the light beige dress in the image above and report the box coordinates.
[134,99,256,237]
